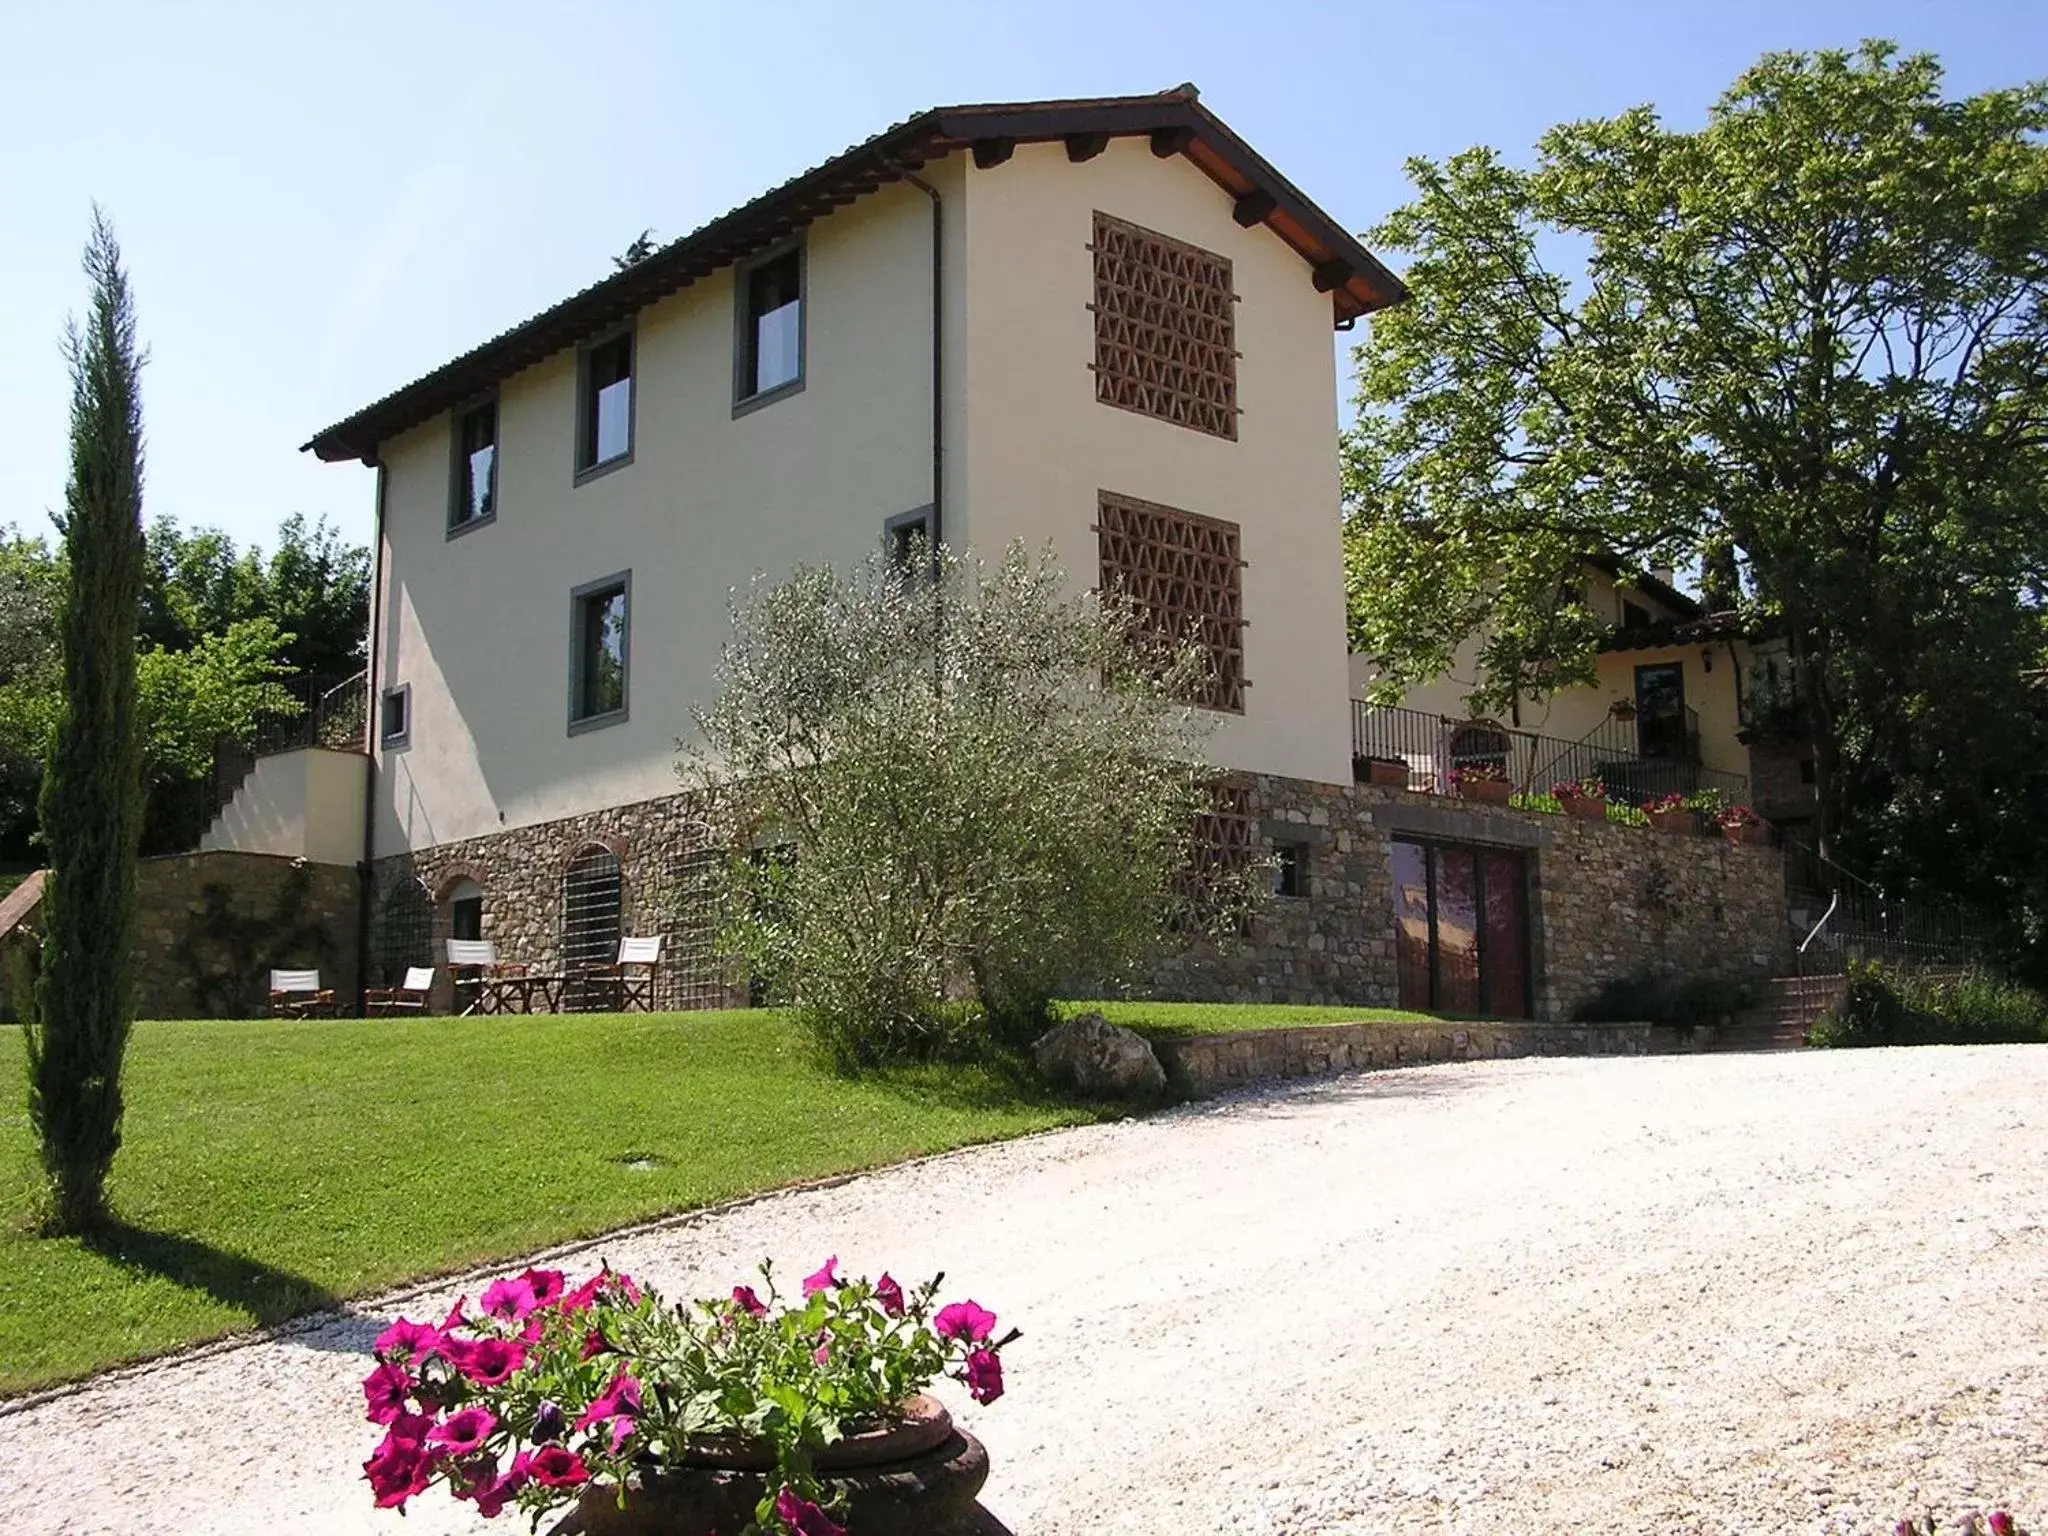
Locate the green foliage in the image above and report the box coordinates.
[1807,960,2048,1047]
[0,1010,1108,1394]
[684,543,1263,1068]
[1342,41,2048,957]
[27,210,147,1234]
[174,866,336,1018]
[1571,968,1753,1026]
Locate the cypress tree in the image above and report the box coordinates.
[24,209,147,1234]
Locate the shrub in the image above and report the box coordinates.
[1808,961,2048,1047]
[1572,968,1752,1026]
[1510,790,1563,815]
[684,543,1264,1068]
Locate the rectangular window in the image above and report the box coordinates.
[736,245,804,408]
[379,684,410,747]
[450,400,497,531]
[1392,838,1529,1018]
[1272,842,1306,899]
[569,573,630,729]
[1633,662,1688,759]
[578,331,634,475]
[884,506,936,577]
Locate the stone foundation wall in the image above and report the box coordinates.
[368,794,743,1015]
[1155,1017,1715,1096]
[1147,777,1791,1018]
[364,773,1792,1020]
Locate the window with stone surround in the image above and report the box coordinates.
[1096,490,1246,713]
[1090,211,1239,440]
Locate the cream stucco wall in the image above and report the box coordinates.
[957,139,1354,787]
[372,172,957,854]
[201,747,368,866]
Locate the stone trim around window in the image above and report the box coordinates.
[573,321,638,486]
[567,570,632,735]
[1089,211,1239,440]
[731,235,807,419]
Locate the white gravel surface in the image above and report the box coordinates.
[12,1046,2048,1534]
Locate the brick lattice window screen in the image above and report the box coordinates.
[1179,781,1256,928]
[1097,490,1247,712]
[1090,212,1239,439]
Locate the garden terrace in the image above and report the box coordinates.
[1351,701,1751,810]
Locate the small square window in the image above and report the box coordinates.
[1799,758,1817,785]
[570,574,630,730]
[1272,842,1307,899]
[450,400,497,531]
[883,506,936,577]
[380,684,411,747]
[578,331,634,475]
[736,245,803,409]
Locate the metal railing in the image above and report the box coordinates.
[251,670,368,756]
[1351,702,1750,807]
[1782,836,1988,975]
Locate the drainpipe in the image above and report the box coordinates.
[353,456,387,1015]
[901,171,944,550]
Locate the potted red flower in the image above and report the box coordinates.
[1717,804,1769,846]
[1449,762,1512,804]
[358,1258,1011,1535]
[1553,779,1609,823]
[1644,792,1693,834]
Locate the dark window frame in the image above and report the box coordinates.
[447,394,501,537]
[568,570,632,734]
[732,237,807,417]
[379,683,412,749]
[1633,660,1688,759]
[1271,839,1308,899]
[883,505,937,579]
[574,323,637,484]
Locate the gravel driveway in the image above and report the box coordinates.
[13,1046,2048,1534]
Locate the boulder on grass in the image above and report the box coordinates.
[1032,1012,1167,1098]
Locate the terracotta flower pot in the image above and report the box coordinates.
[573,1396,989,1536]
[1455,778,1513,805]
[1647,807,1693,835]
[1366,759,1409,788]
[1562,795,1608,823]
[1721,822,1768,847]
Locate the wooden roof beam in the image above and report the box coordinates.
[972,137,1015,169]
[1065,131,1110,162]
[1150,126,1195,158]
[1232,190,1277,227]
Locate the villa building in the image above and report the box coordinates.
[185,87,1792,1021]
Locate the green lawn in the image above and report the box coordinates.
[0,1010,1113,1395]
[1073,1000,1438,1042]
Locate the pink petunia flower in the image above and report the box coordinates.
[444,1335,526,1386]
[732,1285,769,1317]
[802,1257,840,1296]
[813,1341,831,1365]
[363,1425,438,1509]
[964,1347,1004,1405]
[527,1445,589,1489]
[581,1328,610,1360]
[480,1274,538,1322]
[609,1417,634,1455]
[440,1295,470,1333]
[471,1453,530,1519]
[1988,1516,2015,1536]
[574,1371,643,1432]
[428,1405,497,1457]
[522,1268,566,1308]
[873,1273,904,1318]
[361,1360,414,1425]
[373,1317,442,1361]
[773,1485,848,1536]
[933,1300,997,1343]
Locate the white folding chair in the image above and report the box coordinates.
[268,968,336,1019]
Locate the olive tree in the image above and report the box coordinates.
[682,542,1259,1067]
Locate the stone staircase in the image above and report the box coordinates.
[1718,974,1844,1052]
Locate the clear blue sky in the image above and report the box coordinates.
[2,0,2042,554]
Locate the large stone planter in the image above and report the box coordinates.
[571,1396,989,1536]
[1646,807,1694,836]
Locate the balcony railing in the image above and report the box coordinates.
[1783,836,1987,975]
[1351,702,1751,808]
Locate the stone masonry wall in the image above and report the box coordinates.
[369,793,742,1015]
[365,775,1792,1020]
[132,851,359,1019]
[1146,777,1791,1019]
[1155,1017,1716,1097]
